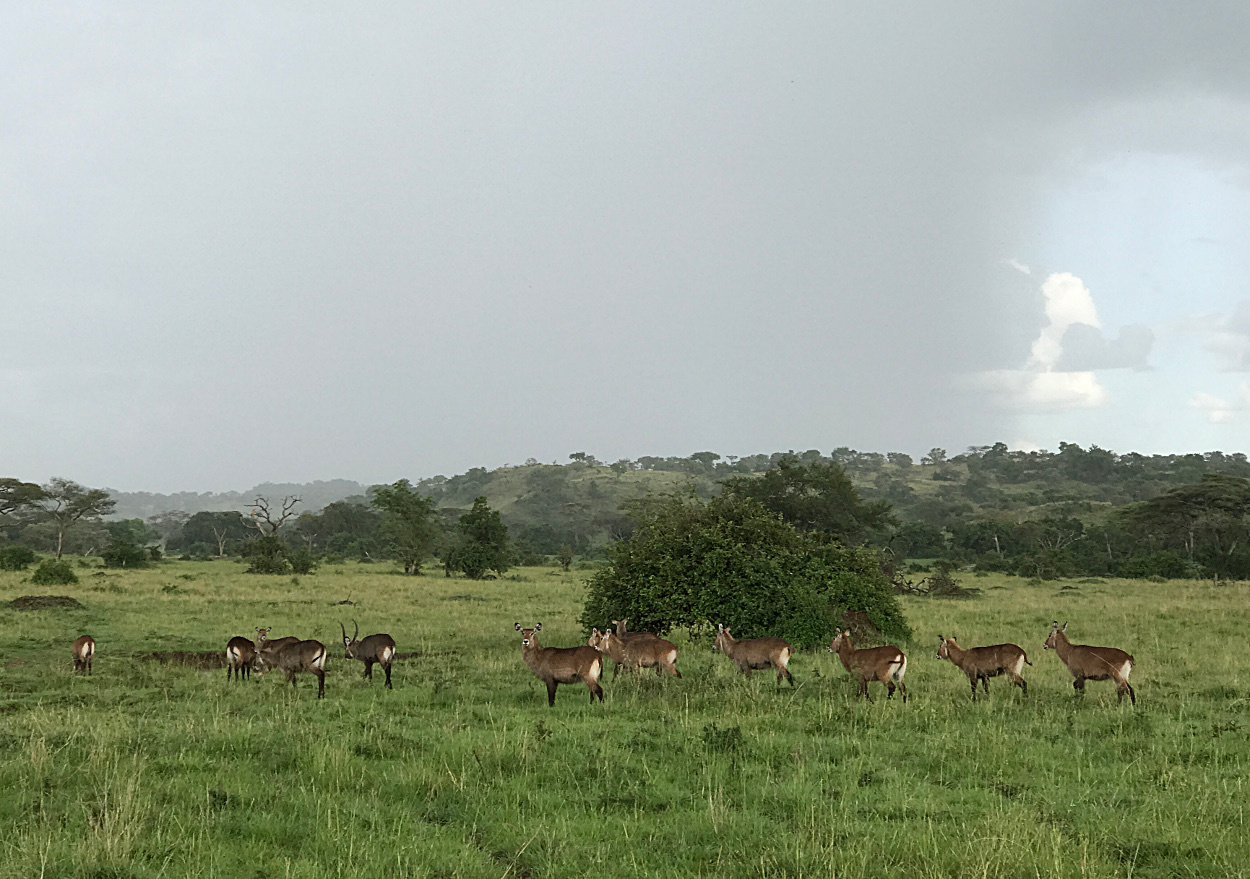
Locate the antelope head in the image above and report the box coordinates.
[936,634,950,660]
[341,620,360,659]
[515,622,541,647]
[1043,621,1066,650]
[828,629,850,653]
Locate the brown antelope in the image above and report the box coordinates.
[225,636,257,681]
[516,622,604,707]
[595,628,681,678]
[72,635,95,675]
[713,624,794,685]
[341,621,397,689]
[828,629,907,702]
[255,626,299,655]
[936,635,1030,700]
[1043,621,1135,705]
[255,637,328,699]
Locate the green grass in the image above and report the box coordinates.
[0,560,1247,878]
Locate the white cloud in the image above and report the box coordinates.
[1187,382,1250,423]
[1004,258,1032,275]
[972,272,1150,412]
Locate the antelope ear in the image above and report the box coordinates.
[514,622,522,631]
[1061,622,1068,631]
[535,622,542,631]
[718,623,724,633]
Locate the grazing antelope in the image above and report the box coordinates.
[341,621,397,689]
[595,628,681,678]
[713,624,794,685]
[72,635,95,675]
[225,636,257,681]
[1043,621,1135,705]
[255,637,328,699]
[936,635,1030,700]
[516,622,604,707]
[828,629,907,702]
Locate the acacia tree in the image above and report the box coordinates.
[1,478,46,517]
[371,480,439,574]
[38,478,116,558]
[246,496,301,536]
[446,497,510,579]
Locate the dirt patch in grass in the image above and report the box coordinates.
[8,595,86,611]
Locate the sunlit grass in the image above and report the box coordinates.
[0,560,1247,877]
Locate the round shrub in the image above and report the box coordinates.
[580,492,910,648]
[31,559,80,586]
[0,544,37,571]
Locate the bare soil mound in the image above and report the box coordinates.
[8,595,86,611]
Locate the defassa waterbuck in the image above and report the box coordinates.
[713,624,794,685]
[828,629,907,702]
[594,628,681,678]
[72,635,95,675]
[517,622,604,707]
[255,637,328,699]
[341,621,396,689]
[936,636,1030,700]
[1044,621,1136,705]
[225,636,257,681]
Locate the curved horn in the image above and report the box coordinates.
[352,620,359,641]
[340,621,348,643]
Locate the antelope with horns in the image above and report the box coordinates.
[255,637,328,699]
[936,636,1030,700]
[341,621,397,689]
[591,628,681,678]
[828,629,907,702]
[72,635,95,675]
[225,636,257,681]
[1043,621,1136,705]
[713,624,794,685]
[516,622,604,707]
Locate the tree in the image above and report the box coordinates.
[722,456,895,544]
[246,496,301,536]
[446,497,510,579]
[370,480,439,574]
[147,510,189,548]
[173,511,251,557]
[38,478,116,558]
[580,492,909,648]
[0,478,46,517]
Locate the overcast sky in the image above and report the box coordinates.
[4,4,1250,492]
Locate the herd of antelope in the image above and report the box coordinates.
[63,616,1136,708]
[517,618,1136,707]
[70,620,396,700]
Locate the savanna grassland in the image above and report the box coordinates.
[0,561,1246,879]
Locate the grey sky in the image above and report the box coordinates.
[4,4,1250,491]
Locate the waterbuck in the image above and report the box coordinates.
[72,635,95,675]
[596,628,681,678]
[516,622,604,707]
[713,624,794,685]
[255,627,300,654]
[936,635,1029,700]
[340,621,397,689]
[828,629,907,702]
[1043,621,1135,705]
[225,636,257,681]
[255,637,328,699]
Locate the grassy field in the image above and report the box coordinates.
[0,560,1246,879]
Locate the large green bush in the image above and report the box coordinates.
[30,558,80,586]
[579,492,910,647]
[102,540,150,568]
[0,544,37,571]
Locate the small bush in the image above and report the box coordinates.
[0,544,37,571]
[287,548,318,575]
[31,559,80,586]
